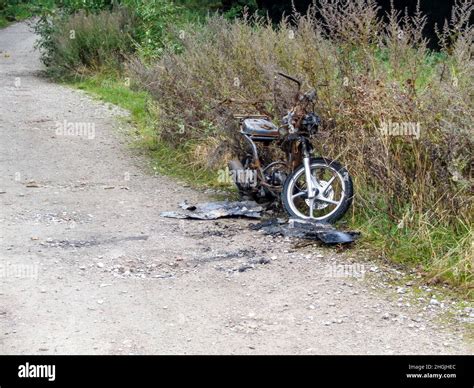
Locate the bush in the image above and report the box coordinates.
[34,0,182,76]
[0,0,54,25]
[35,6,137,77]
[55,0,115,14]
[129,0,473,287]
[122,0,181,58]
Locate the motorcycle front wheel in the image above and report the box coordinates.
[281,157,353,223]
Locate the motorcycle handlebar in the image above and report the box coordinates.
[276,72,301,90]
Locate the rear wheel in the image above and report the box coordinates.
[282,157,353,223]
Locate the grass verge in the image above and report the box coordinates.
[69,73,227,189]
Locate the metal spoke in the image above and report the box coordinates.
[322,175,336,194]
[286,161,347,221]
[316,196,339,205]
[292,191,307,199]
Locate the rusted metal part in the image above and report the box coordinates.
[276,72,301,91]
[242,118,280,137]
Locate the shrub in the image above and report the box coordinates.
[122,0,181,58]
[34,6,137,77]
[55,0,115,14]
[0,0,55,25]
[34,0,183,76]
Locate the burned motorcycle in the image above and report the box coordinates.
[228,72,353,224]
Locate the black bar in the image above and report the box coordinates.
[0,355,472,387]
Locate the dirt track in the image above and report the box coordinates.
[0,22,472,355]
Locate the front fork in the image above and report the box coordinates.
[301,138,318,200]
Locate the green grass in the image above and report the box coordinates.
[0,16,8,28]
[349,190,473,295]
[70,73,228,189]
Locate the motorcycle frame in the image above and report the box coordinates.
[239,121,314,195]
[231,71,328,201]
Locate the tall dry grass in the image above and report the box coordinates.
[128,0,473,288]
[35,6,137,77]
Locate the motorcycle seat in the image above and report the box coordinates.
[242,118,280,138]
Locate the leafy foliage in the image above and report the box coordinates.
[122,0,181,58]
[0,0,55,26]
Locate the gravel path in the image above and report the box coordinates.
[0,22,472,355]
